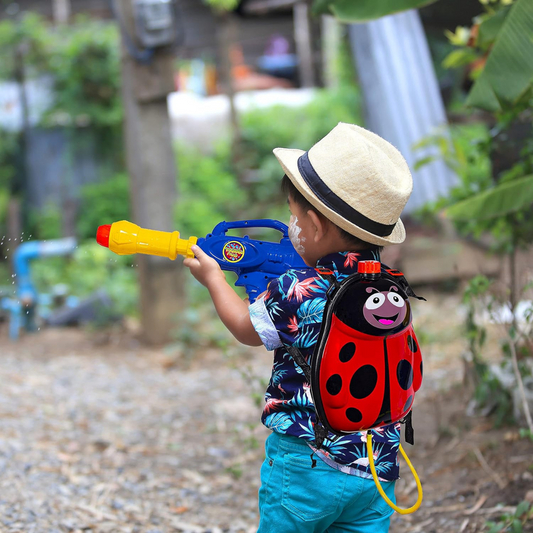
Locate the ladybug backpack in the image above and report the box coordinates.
[288,260,425,514]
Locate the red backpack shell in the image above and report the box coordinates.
[290,261,424,446]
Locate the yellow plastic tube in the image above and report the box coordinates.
[96,220,197,260]
[367,432,423,514]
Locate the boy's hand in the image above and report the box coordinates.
[183,245,226,289]
[183,245,263,347]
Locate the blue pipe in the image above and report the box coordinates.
[13,238,77,302]
[5,237,77,339]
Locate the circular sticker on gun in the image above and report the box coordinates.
[223,241,245,263]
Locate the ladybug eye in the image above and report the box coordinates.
[387,292,405,308]
[365,293,385,310]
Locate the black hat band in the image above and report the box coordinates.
[297,151,396,238]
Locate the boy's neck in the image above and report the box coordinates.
[309,243,376,267]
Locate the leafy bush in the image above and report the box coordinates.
[45,17,122,128]
[413,122,493,232]
[0,129,17,240]
[0,12,51,80]
[32,241,138,317]
[239,86,362,218]
[76,173,131,240]
[174,142,246,237]
[174,87,362,236]
[26,203,63,241]
[486,501,533,533]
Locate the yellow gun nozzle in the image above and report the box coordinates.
[102,220,198,261]
[176,235,197,259]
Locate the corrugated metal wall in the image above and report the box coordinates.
[349,10,458,213]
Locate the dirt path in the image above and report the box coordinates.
[0,290,531,533]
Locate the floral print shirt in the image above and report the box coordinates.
[249,250,401,481]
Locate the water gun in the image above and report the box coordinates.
[96,220,306,302]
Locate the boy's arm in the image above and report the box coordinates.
[183,245,263,347]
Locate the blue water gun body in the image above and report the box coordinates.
[196,220,307,302]
[97,219,307,302]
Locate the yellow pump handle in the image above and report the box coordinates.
[367,432,423,514]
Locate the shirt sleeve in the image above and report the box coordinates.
[250,270,313,349]
[249,295,283,351]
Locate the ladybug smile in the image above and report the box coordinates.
[373,313,398,326]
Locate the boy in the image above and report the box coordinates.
[183,122,413,532]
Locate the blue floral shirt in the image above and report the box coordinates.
[249,250,401,481]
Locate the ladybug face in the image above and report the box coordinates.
[335,279,411,337]
[363,286,407,330]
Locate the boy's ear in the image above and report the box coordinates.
[307,209,328,242]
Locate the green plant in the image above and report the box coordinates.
[239,87,362,220]
[413,0,533,435]
[462,275,490,373]
[312,0,439,20]
[0,129,18,239]
[164,299,235,363]
[203,0,239,10]
[174,142,247,237]
[43,17,124,198]
[460,276,515,425]
[518,428,533,441]
[76,173,131,240]
[0,13,124,247]
[173,87,362,241]
[0,12,52,80]
[32,241,138,317]
[26,203,63,240]
[45,17,122,129]
[486,501,533,532]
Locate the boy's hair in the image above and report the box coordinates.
[281,175,383,253]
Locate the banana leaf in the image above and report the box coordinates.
[313,0,439,22]
[446,174,533,221]
[477,6,511,48]
[467,0,533,112]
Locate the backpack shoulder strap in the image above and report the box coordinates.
[314,267,341,297]
[287,345,311,382]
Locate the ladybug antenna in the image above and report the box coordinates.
[366,287,380,294]
[389,286,399,292]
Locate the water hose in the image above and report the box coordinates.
[367,432,423,514]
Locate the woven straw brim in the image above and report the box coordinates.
[274,147,406,246]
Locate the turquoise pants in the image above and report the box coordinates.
[258,432,396,533]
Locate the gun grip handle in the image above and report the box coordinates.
[245,286,260,304]
[235,274,263,303]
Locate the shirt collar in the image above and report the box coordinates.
[316,249,381,274]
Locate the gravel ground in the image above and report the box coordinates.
[0,290,531,533]
[0,325,272,533]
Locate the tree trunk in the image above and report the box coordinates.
[52,0,71,24]
[217,12,246,186]
[321,15,341,89]
[293,1,315,88]
[116,0,184,345]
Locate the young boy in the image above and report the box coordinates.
[183,122,413,532]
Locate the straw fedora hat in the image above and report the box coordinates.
[273,122,413,246]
